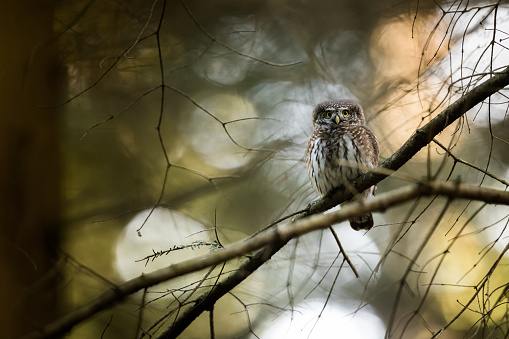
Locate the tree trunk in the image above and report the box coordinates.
[0,0,60,337]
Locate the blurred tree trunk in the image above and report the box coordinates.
[0,0,60,337]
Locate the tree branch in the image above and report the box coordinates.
[308,65,509,215]
[23,66,509,339]
[23,181,509,339]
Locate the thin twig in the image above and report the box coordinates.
[328,226,360,278]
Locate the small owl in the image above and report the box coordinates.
[305,100,379,230]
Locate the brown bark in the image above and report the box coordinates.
[0,0,60,337]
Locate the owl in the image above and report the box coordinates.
[305,100,379,230]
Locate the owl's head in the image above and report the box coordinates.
[312,99,366,128]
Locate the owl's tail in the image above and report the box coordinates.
[349,213,374,230]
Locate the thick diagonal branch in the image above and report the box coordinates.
[308,66,509,215]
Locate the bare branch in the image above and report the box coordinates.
[307,65,509,216]
[178,0,301,67]
[433,138,509,186]
[430,242,509,338]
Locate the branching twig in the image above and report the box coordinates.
[136,241,220,267]
[433,138,509,186]
[430,242,509,338]
[178,0,301,67]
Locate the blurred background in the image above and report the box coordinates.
[2,0,508,338]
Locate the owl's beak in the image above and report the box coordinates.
[334,114,340,124]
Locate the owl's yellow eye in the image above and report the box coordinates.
[325,112,331,118]
[342,109,350,117]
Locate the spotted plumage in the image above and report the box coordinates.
[305,100,379,230]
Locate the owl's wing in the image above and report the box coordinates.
[359,125,379,167]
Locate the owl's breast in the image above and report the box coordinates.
[306,129,374,196]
